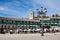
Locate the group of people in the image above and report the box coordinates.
[0,28,41,34]
[0,27,60,34]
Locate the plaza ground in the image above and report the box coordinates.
[0,33,60,40]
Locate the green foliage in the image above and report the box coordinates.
[42,16,49,18]
[52,14,55,17]
[55,14,59,17]
[37,15,41,18]
[46,16,49,18]
[34,15,49,18]
[52,14,59,17]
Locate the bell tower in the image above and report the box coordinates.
[29,11,34,19]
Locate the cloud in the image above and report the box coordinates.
[32,0,60,16]
[0,0,33,16]
[0,6,4,10]
[0,6,21,17]
[0,0,60,18]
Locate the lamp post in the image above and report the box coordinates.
[39,20,44,36]
[41,24,44,36]
[37,7,47,36]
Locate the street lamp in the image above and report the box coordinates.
[37,7,47,36]
[37,7,47,17]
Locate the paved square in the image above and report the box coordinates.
[0,33,60,40]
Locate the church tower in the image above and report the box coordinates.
[29,11,34,19]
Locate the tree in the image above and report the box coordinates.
[55,14,59,17]
[52,14,55,17]
[46,16,49,18]
[37,15,41,18]
[42,16,46,18]
[52,14,59,17]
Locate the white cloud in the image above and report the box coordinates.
[0,6,21,16]
[0,0,60,18]
[32,0,60,16]
[0,7,5,10]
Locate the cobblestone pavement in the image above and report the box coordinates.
[0,33,60,40]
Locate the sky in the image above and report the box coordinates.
[0,0,60,18]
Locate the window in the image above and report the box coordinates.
[12,26,14,28]
[1,25,3,28]
[5,25,7,28]
[8,25,10,29]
